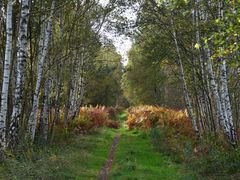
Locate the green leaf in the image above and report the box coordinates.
[194,43,200,49]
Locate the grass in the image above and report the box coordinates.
[0,111,197,180]
[116,111,128,122]
[0,128,117,180]
[109,127,196,180]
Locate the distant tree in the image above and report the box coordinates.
[85,45,123,107]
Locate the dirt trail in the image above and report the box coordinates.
[98,134,120,180]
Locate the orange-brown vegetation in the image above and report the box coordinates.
[127,105,194,137]
[69,106,120,133]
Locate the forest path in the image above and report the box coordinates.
[97,111,195,179]
[99,134,121,180]
[0,112,194,179]
[107,127,195,180]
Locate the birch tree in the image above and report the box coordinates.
[170,14,199,138]
[192,0,214,133]
[68,52,86,119]
[217,0,237,144]
[0,1,3,35]
[9,0,30,148]
[28,0,55,142]
[0,0,13,154]
[0,1,3,80]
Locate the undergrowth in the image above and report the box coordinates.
[127,106,240,179]
[68,106,120,133]
[0,128,116,180]
[109,129,195,180]
[0,106,122,180]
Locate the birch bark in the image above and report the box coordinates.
[28,0,55,141]
[9,0,30,148]
[69,53,85,119]
[217,0,237,144]
[0,0,13,153]
[206,48,225,126]
[0,1,3,35]
[0,1,3,88]
[194,0,218,132]
[170,14,199,138]
[220,60,237,143]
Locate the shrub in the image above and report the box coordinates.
[149,127,240,178]
[105,120,120,129]
[126,106,194,137]
[69,106,120,133]
[104,107,118,119]
[188,138,240,178]
[129,106,240,178]
[88,108,108,128]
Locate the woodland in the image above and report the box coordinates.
[0,0,239,179]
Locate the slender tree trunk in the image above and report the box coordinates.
[8,0,30,149]
[193,0,213,131]
[0,1,3,35]
[205,47,236,144]
[219,59,237,144]
[68,51,86,120]
[64,50,76,126]
[217,0,237,145]
[0,0,13,154]
[206,48,225,127]
[170,14,199,138]
[0,1,3,80]
[28,0,55,142]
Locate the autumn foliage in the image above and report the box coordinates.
[127,106,194,137]
[69,106,120,133]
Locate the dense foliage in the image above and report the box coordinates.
[127,106,193,136]
[69,106,120,133]
[85,45,124,106]
[121,0,240,145]
[126,105,240,178]
[0,0,125,156]
[0,0,240,178]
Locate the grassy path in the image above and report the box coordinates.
[0,129,117,180]
[109,128,195,180]
[99,134,120,180]
[0,113,195,179]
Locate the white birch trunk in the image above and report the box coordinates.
[217,0,237,144]
[206,48,225,126]
[170,15,199,138]
[194,0,205,80]
[0,1,3,82]
[28,0,55,142]
[193,0,211,131]
[220,59,237,144]
[8,0,30,148]
[0,1,3,35]
[206,48,236,144]
[0,0,13,153]
[194,0,219,132]
[69,52,85,120]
